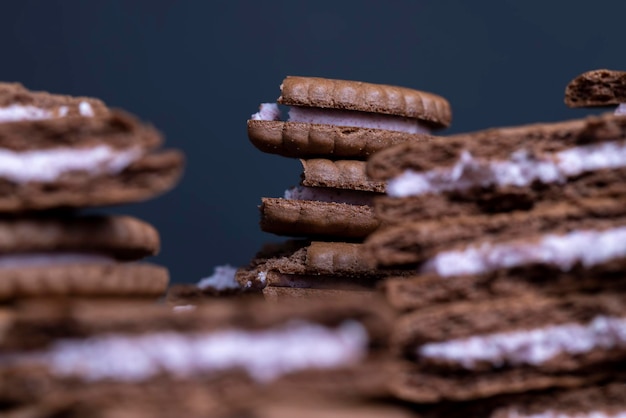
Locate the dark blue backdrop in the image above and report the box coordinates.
[1,0,622,283]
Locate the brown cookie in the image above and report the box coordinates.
[368,112,626,181]
[248,76,449,159]
[0,215,168,302]
[382,258,626,311]
[0,83,184,211]
[389,293,626,402]
[365,200,626,268]
[301,158,385,192]
[236,240,410,291]
[260,197,379,239]
[565,69,626,108]
[0,296,394,406]
[0,82,108,119]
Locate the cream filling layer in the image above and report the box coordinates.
[0,145,142,183]
[17,320,368,383]
[196,265,240,291]
[0,253,115,269]
[506,410,626,418]
[418,316,626,369]
[388,141,626,197]
[420,226,626,277]
[284,185,375,206]
[251,102,431,134]
[0,101,94,122]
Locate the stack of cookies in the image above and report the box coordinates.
[0,82,184,305]
[238,76,452,301]
[359,70,626,415]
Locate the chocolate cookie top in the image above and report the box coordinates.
[0,82,108,119]
[0,215,160,260]
[278,76,452,128]
[565,69,626,107]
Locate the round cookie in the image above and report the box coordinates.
[248,76,450,159]
[0,83,184,212]
[565,69,626,108]
[0,215,168,301]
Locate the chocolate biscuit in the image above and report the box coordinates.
[248,76,450,159]
[565,69,626,108]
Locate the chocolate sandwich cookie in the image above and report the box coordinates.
[366,200,626,268]
[489,382,626,418]
[261,159,385,239]
[389,293,626,403]
[565,69,626,109]
[235,240,411,299]
[0,215,168,301]
[248,76,450,159]
[366,112,626,225]
[0,82,108,119]
[0,83,184,212]
[0,296,394,408]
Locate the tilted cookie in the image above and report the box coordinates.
[0,215,168,301]
[564,69,626,109]
[366,199,626,268]
[236,240,410,293]
[367,113,626,224]
[248,76,449,159]
[261,158,385,239]
[389,293,626,403]
[0,82,108,119]
[0,83,184,211]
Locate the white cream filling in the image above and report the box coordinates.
[506,410,626,418]
[251,102,431,134]
[284,185,375,206]
[614,103,626,115]
[196,265,240,291]
[33,320,368,383]
[0,145,142,183]
[0,105,54,122]
[419,316,626,369]
[388,141,626,197]
[0,253,115,269]
[79,101,94,117]
[0,102,97,123]
[421,226,626,277]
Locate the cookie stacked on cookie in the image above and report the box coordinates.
[357,74,626,415]
[0,83,184,304]
[239,76,452,300]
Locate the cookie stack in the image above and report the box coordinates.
[238,76,452,301]
[0,83,184,304]
[359,71,626,415]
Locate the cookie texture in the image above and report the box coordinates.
[301,159,385,192]
[367,112,626,180]
[0,262,169,302]
[565,69,626,107]
[247,119,436,159]
[279,76,452,128]
[0,215,160,259]
[0,149,184,212]
[260,198,379,239]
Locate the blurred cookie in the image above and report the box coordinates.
[564,69,626,108]
[0,83,184,212]
[390,293,626,403]
[248,76,450,159]
[0,215,168,301]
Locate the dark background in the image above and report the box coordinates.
[1,0,623,284]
